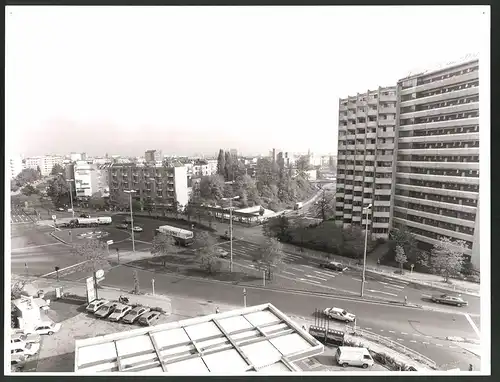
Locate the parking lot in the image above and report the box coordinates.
[11,206,34,224]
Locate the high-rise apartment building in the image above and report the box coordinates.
[24,155,64,176]
[109,163,188,211]
[9,155,24,179]
[335,58,480,269]
[394,59,480,268]
[336,87,398,239]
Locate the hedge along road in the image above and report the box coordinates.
[94,265,479,370]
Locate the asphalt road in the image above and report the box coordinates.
[93,266,480,371]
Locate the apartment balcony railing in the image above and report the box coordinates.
[398,132,479,144]
[375,177,393,184]
[396,160,479,171]
[400,86,479,108]
[395,171,479,185]
[378,119,396,126]
[374,188,392,195]
[367,121,377,128]
[366,132,377,139]
[357,100,368,107]
[380,93,397,102]
[395,183,479,200]
[379,107,397,114]
[356,111,367,118]
[397,147,480,156]
[399,70,479,96]
[400,102,479,120]
[373,200,391,207]
[398,117,479,132]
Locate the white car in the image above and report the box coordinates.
[11,342,40,357]
[108,304,132,322]
[11,333,41,347]
[86,299,110,313]
[132,226,143,232]
[27,321,62,335]
[324,307,356,323]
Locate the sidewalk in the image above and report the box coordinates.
[279,242,480,297]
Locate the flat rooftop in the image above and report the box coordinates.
[74,303,323,374]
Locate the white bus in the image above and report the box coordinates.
[155,225,194,246]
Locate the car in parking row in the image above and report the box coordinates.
[88,300,161,325]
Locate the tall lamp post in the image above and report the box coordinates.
[222,191,240,273]
[124,190,136,252]
[360,203,372,297]
[66,179,75,218]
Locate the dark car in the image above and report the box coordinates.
[117,223,128,229]
[138,311,162,326]
[80,213,90,218]
[220,231,230,241]
[431,294,468,307]
[320,261,348,272]
[122,306,151,324]
[94,302,118,318]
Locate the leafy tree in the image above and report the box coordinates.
[112,190,131,211]
[263,215,292,241]
[133,270,140,294]
[11,180,20,192]
[389,226,419,265]
[314,190,335,221]
[132,199,144,212]
[89,192,106,210]
[199,174,225,202]
[195,232,221,275]
[296,155,312,173]
[71,240,110,298]
[36,165,42,176]
[50,163,65,176]
[252,237,285,281]
[430,237,468,282]
[151,233,178,268]
[224,151,233,181]
[395,245,408,274]
[15,168,40,187]
[21,184,38,196]
[47,176,71,207]
[216,149,226,178]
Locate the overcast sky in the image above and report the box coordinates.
[6,6,488,158]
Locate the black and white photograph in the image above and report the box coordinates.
[5,4,490,376]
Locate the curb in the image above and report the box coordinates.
[49,232,72,246]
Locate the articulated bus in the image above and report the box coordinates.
[155,225,194,246]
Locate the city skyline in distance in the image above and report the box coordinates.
[6,6,487,157]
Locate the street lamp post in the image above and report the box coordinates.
[124,190,137,252]
[360,203,372,297]
[222,193,240,273]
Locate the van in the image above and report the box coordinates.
[335,346,374,368]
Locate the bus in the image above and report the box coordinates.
[155,225,194,246]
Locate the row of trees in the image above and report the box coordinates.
[11,168,42,193]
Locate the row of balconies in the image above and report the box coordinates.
[395,183,479,200]
[394,194,477,214]
[399,70,479,97]
[395,171,479,185]
[398,117,479,132]
[392,217,474,244]
[393,205,475,228]
[396,160,479,171]
[398,132,479,145]
[399,102,479,120]
[397,147,480,156]
[400,85,479,108]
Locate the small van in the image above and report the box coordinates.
[335,346,374,369]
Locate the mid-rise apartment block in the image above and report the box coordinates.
[335,58,480,268]
[9,155,24,179]
[336,87,398,239]
[109,163,189,211]
[145,150,163,163]
[24,155,64,176]
[393,59,480,268]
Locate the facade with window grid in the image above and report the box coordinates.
[336,87,397,239]
[393,59,480,269]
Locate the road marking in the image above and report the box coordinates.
[12,243,63,251]
[422,294,432,298]
[352,278,363,282]
[413,334,421,337]
[435,344,443,347]
[409,340,417,343]
[367,289,398,297]
[311,262,321,266]
[290,267,304,273]
[464,313,481,338]
[299,278,321,284]
[449,346,456,349]
[303,265,315,269]
[426,335,432,339]
[396,338,404,341]
[314,270,335,278]
[388,330,396,333]
[401,332,408,335]
[306,274,327,281]
[40,260,89,277]
[282,271,296,276]
[423,342,430,345]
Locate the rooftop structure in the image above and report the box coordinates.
[74,303,323,373]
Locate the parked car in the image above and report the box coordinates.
[27,322,61,336]
[80,213,90,218]
[11,342,40,357]
[336,346,374,369]
[57,207,65,211]
[431,294,468,307]
[323,307,356,322]
[132,226,143,232]
[11,350,28,365]
[11,333,41,347]
[122,306,151,324]
[108,304,132,322]
[95,302,118,318]
[219,231,230,241]
[117,223,128,229]
[320,261,348,272]
[217,248,229,258]
[138,311,162,326]
[86,299,109,313]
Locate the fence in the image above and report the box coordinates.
[352,327,437,369]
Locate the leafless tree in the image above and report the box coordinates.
[195,231,221,275]
[151,233,178,268]
[252,237,285,281]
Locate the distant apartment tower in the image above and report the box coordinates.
[336,87,398,239]
[70,152,87,162]
[394,59,480,268]
[24,155,64,176]
[109,162,188,211]
[74,161,99,199]
[145,150,163,163]
[9,155,24,179]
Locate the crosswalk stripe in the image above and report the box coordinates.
[306,274,327,281]
[314,270,335,278]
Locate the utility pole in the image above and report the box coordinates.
[152,279,155,295]
[360,203,372,297]
[243,288,247,307]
